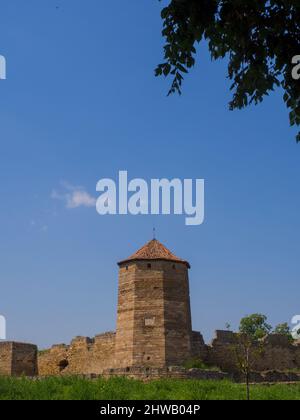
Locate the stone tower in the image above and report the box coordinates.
[114,239,192,368]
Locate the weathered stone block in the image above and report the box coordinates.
[0,341,37,376]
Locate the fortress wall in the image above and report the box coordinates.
[66,333,116,374]
[191,331,209,360]
[0,342,12,375]
[204,330,237,371]
[254,335,300,371]
[64,336,95,374]
[11,342,38,376]
[102,366,228,381]
[38,344,69,376]
[101,366,300,382]
[0,342,37,376]
[91,333,116,371]
[204,330,300,372]
[38,330,209,377]
[37,330,300,378]
[38,332,116,376]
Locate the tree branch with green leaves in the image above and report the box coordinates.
[156,0,300,142]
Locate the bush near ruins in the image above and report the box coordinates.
[183,358,220,371]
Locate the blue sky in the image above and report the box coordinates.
[0,0,299,348]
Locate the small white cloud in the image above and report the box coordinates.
[51,182,96,209]
[66,190,96,208]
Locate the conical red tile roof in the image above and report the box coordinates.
[118,239,190,268]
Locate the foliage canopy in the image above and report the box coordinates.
[156,0,300,141]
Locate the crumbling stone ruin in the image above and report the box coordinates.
[203,330,300,374]
[1,239,300,381]
[38,333,116,376]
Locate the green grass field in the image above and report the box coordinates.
[0,376,299,400]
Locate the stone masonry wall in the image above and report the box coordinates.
[191,331,209,360]
[38,332,115,376]
[163,261,193,366]
[37,330,300,378]
[0,342,13,375]
[11,342,38,376]
[0,342,37,376]
[202,330,300,373]
[114,262,137,368]
[38,344,69,376]
[102,366,228,381]
[101,366,300,383]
